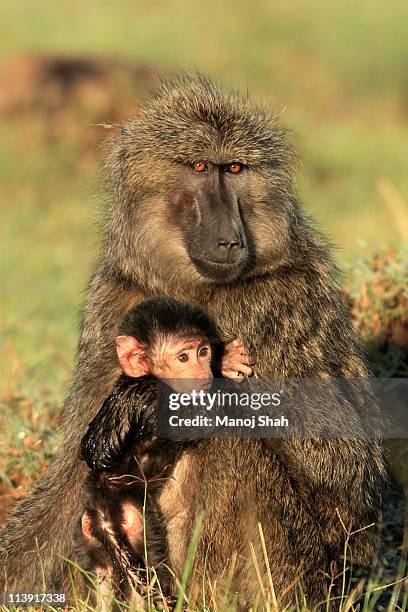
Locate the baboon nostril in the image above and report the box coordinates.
[217,238,242,250]
[217,239,228,250]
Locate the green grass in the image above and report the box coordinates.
[1,1,408,95]
[1,518,406,611]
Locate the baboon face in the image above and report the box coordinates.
[172,161,249,283]
[108,75,298,288]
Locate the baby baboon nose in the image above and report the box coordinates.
[217,238,241,251]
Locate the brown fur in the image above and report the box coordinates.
[0,74,385,607]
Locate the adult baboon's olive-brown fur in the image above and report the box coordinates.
[0,75,385,606]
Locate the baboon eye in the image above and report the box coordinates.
[192,161,208,172]
[226,163,242,174]
[178,353,189,362]
[198,346,210,357]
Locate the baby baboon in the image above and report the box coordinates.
[0,75,386,607]
[78,296,252,606]
[78,391,170,608]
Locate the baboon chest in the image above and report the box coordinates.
[158,439,272,575]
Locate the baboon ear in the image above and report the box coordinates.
[121,502,143,541]
[116,335,149,378]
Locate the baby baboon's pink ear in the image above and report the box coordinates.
[121,502,143,541]
[116,336,149,377]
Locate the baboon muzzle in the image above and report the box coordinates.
[186,187,250,283]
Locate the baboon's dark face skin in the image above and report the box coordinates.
[174,162,250,282]
[106,158,294,291]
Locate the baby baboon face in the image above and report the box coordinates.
[151,336,212,379]
[117,333,213,394]
[116,297,217,392]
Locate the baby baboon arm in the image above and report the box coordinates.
[81,375,158,471]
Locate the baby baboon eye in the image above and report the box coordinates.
[198,346,209,358]
[192,161,208,172]
[226,163,242,174]
[178,353,189,362]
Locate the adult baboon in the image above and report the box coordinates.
[0,75,385,606]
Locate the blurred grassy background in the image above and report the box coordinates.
[0,0,407,512]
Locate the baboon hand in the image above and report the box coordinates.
[81,376,158,471]
[221,339,255,382]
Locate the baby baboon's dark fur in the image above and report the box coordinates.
[0,74,386,606]
[77,377,177,605]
